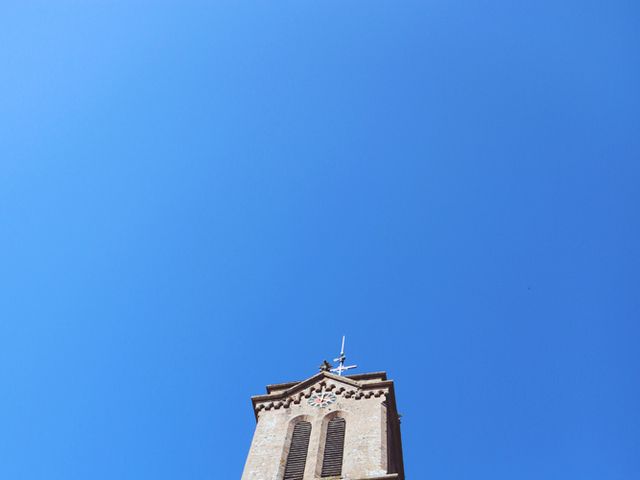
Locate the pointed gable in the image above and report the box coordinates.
[251,371,394,419]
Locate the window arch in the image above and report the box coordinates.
[283,421,311,480]
[321,417,346,477]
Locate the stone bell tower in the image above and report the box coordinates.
[240,340,404,480]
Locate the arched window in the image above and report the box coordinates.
[283,421,311,480]
[321,417,346,477]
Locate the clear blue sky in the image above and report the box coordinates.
[1,1,638,479]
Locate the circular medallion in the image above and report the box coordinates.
[307,392,337,408]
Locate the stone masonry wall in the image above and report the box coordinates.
[241,375,392,480]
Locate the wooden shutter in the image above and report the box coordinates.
[283,421,311,480]
[321,417,346,477]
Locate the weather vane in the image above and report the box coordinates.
[330,335,357,376]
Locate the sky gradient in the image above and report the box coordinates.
[1,1,639,479]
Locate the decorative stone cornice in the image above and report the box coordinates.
[264,371,388,393]
[251,371,395,419]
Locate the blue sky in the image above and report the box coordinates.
[1,1,639,479]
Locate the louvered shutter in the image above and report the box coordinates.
[321,417,346,477]
[283,421,311,480]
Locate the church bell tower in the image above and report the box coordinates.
[241,339,405,480]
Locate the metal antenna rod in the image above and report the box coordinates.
[331,335,357,376]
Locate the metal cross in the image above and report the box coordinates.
[330,335,357,376]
